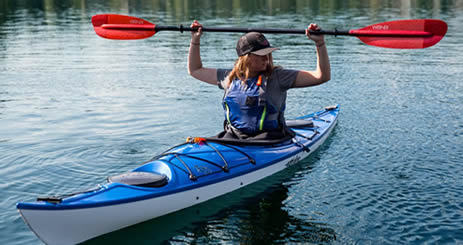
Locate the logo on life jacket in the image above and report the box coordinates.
[223,75,279,135]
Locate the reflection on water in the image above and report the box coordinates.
[1,0,462,24]
[1,0,462,244]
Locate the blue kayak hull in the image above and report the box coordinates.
[17,105,339,245]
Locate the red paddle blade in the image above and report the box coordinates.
[351,19,447,49]
[92,14,156,40]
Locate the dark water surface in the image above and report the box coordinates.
[1,0,462,244]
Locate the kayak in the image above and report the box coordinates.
[17,105,339,245]
[17,105,339,244]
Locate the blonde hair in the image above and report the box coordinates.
[224,53,276,88]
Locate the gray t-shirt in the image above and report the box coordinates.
[217,67,299,124]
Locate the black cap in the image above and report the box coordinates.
[236,32,278,57]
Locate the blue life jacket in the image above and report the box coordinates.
[222,75,280,135]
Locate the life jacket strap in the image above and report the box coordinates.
[258,105,267,131]
[225,102,231,125]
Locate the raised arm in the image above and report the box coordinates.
[188,20,218,85]
[293,23,331,88]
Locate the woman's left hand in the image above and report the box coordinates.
[306,23,325,45]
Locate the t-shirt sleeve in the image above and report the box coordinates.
[217,69,231,90]
[273,68,299,90]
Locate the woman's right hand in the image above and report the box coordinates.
[191,20,203,40]
[188,20,218,85]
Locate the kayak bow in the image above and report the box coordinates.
[17,105,339,244]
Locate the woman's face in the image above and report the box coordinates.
[248,53,269,73]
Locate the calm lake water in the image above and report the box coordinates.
[1,0,462,244]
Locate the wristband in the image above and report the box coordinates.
[191,42,200,45]
[316,41,325,47]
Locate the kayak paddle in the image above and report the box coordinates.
[91,14,447,49]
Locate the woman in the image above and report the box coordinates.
[188,21,330,140]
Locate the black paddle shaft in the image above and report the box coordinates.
[154,25,350,36]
